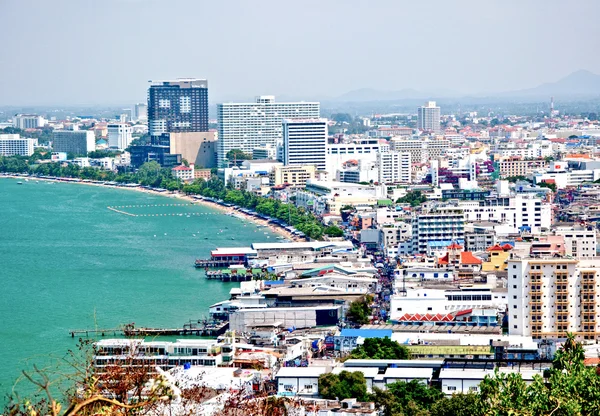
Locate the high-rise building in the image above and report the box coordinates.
[282,119,327,170]
[509,257,600,340]
[417,101,441,133]
[148,78,209,137]
[412,212,465,254]
[217,96,320,167]
[52,130,95,156]
[377,151,411,184]
[12,114,46,129]
[134,103,148,122]
[0,134,37,156]
[107,123,133,151]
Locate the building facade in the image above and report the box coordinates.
[52,130,96,155]
[107,123,133,151]
[412,213,465,254]
[508,258,600,340]
[270,165,316,188]
[148,78,209,136]
[377,151,411,184]
[217,96,320,166]
[417,101,441,133]
[283,119,327,170]
[12,114,46,129]
[0,134,36,156]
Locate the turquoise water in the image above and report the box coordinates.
[0,178,276,403]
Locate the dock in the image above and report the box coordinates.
[195,259,245,268]
[205,268,271,281]
[69,321,229,338]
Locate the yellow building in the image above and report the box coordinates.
[481,244,513,272]
[269,165,316,188]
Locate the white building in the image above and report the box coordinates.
[508,257,600,340]
[377,151,411,184]
[172,164,194,181]
[252,144,277,160]
[134,103,148,122]
[12,114,46,129]
[283,119,327,170]
[217,96,320,166]
[276,367,328,397]
[437,194,552,234]
[439,368,542,396]
[326,138,388,175]
[107,123,133,151]
[412,212,465,254]
[417,101,441,133]
[533,161,600,189]
[0,134,37,156]
[52,130,96,155]
[554,225,598,258]
[297,180,386,214]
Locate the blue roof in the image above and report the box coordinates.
[427,239,464,248]
[340,329,393,338]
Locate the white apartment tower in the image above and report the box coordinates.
[217,96,320,167]
[377,151,411,184]
[283,119,327,170]
[417,101,441,133]
[509,258,600,340]
[12,114,46,129]
[0,134,37,156]
[107,123,133,151]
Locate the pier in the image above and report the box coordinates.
[195,259,246,268]
[205,268,271,281]
[69,321,229,338]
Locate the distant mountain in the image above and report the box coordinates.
[332,87,461,103]
[496,70,600,98]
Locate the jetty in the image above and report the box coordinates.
[69,321,229,338]
[205,267,271,281]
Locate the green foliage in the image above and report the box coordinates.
[226,148,252,161]
[372,381,444,416]
[324,225,344,237]
[430,393,478,416]
[349,337,411,360]
[505,175,528,183]
[396,190,427,207]
[319,371,368,401]
[346,295,373,325]
[538,181,557,192]
[88,150,120,159]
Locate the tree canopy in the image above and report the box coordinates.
[346,295,373,325]
[349,337,411,360]
[319,371,368,401]
[395,190,427,207]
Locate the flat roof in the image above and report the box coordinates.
[439,368,543,381]
[340,329,393,338]
[381,367,433,379]
[332,367,379,378]
[276,367,329,378]
[251,241,353,251]
[344,359,445,368]
[211,247,257,256]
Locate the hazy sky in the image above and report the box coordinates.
[1,0,599,105]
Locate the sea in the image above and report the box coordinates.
[0,178,277,405]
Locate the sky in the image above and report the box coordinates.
[1,0,599,106]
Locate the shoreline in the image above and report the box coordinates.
[1,174,298,241]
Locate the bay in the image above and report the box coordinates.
[0,178,276,404]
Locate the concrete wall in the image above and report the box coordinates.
[169,132,217,168]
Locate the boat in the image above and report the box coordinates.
[17,181,23,185]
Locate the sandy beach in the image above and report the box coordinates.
[1,174,300,241]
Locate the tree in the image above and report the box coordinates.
[349,337,411,360]
[324,225,344,237]
[319,371,368,401]
[396,190,427,207]
[371,380,444,416]
[538,181,557,192]
[226,149,252,161]
[430,393,478,416]
[346,295,373,325]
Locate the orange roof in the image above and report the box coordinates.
[502,243,513,250]
[448,242,463,250]
[461,252,482,265]
[487,244,505,252]
[172,165,192,171]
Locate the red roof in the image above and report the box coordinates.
[502,243,513,250]
[455,309,473,317]
[172,165,192,171]
[487,244,505,252]
[461,252,482,265]
[447,242,463,250]
[396,313,455,322]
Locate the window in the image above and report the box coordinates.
[469,386,479,392]
[447,386,457,391]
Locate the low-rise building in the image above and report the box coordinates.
[270,165,317,188]
[172,164,194,181]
